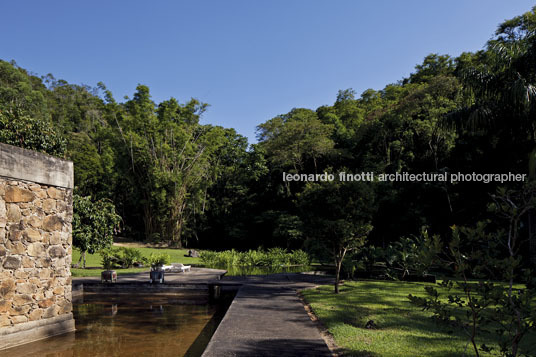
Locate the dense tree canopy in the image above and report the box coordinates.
[1,7,536,264]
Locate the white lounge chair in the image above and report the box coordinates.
[171,263,191,272]
[160,264,173,272]
[160,263,191,272]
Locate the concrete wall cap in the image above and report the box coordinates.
[0,143,73,189]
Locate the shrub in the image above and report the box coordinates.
[120,247,145,268]
[0,110,66,157]
[148,253,171,270]
[346,228,441,280]
[242,249,265,266]
[289,249,310,265]
[200,249,310,267]
[266,247,289,266]
[409,185,536,357]
[100,247,122,270]
[100,246,146,269]
[200,250,217,265]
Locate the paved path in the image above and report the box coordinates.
[202,273,334,357]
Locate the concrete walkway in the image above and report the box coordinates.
[202,273,334,357]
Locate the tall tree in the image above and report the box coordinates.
[448,6,536,263]
[257,108,335,173]
[115,85,225,246]
[298,180,375,293]
[72,195,121,268]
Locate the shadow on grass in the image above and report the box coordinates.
[302,279,536,357]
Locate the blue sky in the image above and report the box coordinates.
[1,1,534,142]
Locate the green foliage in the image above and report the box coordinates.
[147,253,171,270]
[337,227,442,281]
[409,184,536,357]
[380,228,442,279]
[257,108,335,173]
[114,85,232,246]
[100,246,146,270]
[200,249,310,267]
[298,180,375,293]
[121,247,145,267]
[0,109,66,156]
[289,249,310,266]
[70,246,201,277]
[409,54,455,83]
[0,60,49,121]
[66,133,107,196]
[72,194,121,268]
[100,249,115,270]
[100,247,121,270]
[3,7,536,262]
[220,264,312,276]
[200,250,238,266]
[409,279,536,357]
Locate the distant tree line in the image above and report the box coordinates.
[1,7,536,267]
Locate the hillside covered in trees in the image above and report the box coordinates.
[1,7,536,266]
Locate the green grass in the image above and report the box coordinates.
[71,246,202,277]
[302,280,536,357]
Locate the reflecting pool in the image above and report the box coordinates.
[2,293,232,357]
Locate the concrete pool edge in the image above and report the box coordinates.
[72,281,242,305]
[0,313,75,351]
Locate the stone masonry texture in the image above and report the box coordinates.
[0,178,73,328]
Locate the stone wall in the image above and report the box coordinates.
[0,180,73,325]
[0,143,74,350]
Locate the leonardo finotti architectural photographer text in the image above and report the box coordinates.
[282,172,527,184]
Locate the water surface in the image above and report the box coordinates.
[3,294,229,357]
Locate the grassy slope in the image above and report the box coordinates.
[71,247,202,277]
[302,280,536,357]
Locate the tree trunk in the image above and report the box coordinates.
[334,247,347,294]
[334,263,340,294]
[77,251,87,269]
[143,201,154,241]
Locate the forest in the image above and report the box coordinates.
[4,6,536,356]
[1,8,536,270]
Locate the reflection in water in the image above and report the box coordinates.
[3,294,228,357]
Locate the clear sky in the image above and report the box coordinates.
[1,1,534,142]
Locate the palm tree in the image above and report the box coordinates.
[446,8,536,264]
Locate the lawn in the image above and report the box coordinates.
[71,246,202,277]
[302,280,536,357]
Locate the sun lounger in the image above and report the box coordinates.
[160,264,173,272]
[161,263,191,272]
[172,263,191,272]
